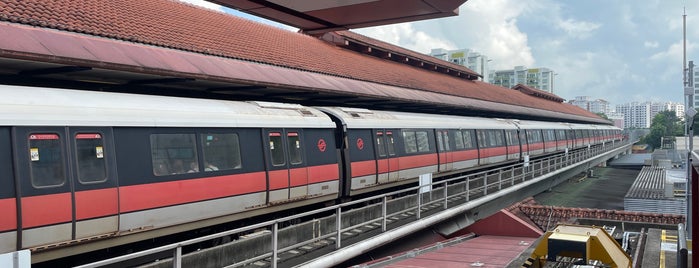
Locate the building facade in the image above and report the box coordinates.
[607,112,625,129]
[488,66,555,93]
[616,102,651,128]
[429,48,489,80]
[569,96,611,115]
[650,102,685,121]
[616,102,685,128]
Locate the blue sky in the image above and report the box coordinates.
[182,0,698,107]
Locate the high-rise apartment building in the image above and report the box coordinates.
[650,102,685,121]
[569,96,610,115]
[429,48,489,80]
[616,102,651,128]
[488,66,555,93]
[616,102,685,128]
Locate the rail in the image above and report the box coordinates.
[74,140,629,268]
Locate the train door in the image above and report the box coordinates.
[476,130,489,164]
[519,130,529,157]
[436,130,453,172]
[505,129,520,161]
[265,129,308,203]
[14,127,118,249]
[0,127,16,253]
[374,129,398,184]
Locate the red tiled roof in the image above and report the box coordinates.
[513,83,566,103]
[0,0,601,120]
[516,203,685,230]
[332,30,481,78]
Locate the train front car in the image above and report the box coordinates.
[0,85,340,260]
[317,107,518,197]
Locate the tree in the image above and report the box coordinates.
[641,110,684,149]
[595,112,612,123]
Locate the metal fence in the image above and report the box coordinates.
[74,141,628,268]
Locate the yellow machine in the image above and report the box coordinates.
[523,224,631,268]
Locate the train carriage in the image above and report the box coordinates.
[510,120,573,156]
[317,107,519,196]
[0,84,622,259]
[569,123,594,148]
[0,85,340,254]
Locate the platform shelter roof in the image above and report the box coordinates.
[0,0,607,124]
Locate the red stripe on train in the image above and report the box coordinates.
[21,193,72,228]
[120,172,267,213]
[452,149,479,162]
[75,188,118,220]
[0,198,16,231]
[351,160,377,177]
[307,164,339,184]
[399,153,438,170]
[289,168,308,187]
[269,170,288,190]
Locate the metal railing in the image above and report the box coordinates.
[74,141,628,268]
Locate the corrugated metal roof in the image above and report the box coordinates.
[625,166,668,200]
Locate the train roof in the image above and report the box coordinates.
[317,107,517,130]
[0,85,334,128]
[567,123,621,131]
[503,119,571,130]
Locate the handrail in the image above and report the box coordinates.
[74,141,630,268]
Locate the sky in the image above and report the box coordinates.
[181,0,698,107]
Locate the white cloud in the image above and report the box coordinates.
[355,24,456,54]
[356,0,535,70]
[178,0,224,11]
[459,0,535,69]
[644,41,659,48]
[556,18,600,39]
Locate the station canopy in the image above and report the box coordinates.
[211,0,467,34]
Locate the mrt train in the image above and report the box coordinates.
[0,85,622,257]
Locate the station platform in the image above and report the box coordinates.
[641,228,692,267]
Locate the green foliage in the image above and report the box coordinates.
[641,110,684,148]
[595,112,612,123]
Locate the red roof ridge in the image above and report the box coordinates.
[512,84,566,103]
[330,31,480,79]
[517,204,685,229]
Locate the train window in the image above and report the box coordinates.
[288,132,303,165]
[436,132,444,151]
[489,130,504,147]
[543,130,555,142]
[526,130,542,143]
[387,132,396,156]
[201,133,242,172]
[403,131,418,153]
[75,133,107,183]
[443,131,450,151]
[150,134,199,176]
[505,130,518,146]
[416,131,430,152]
[462,130,474,149]
[269,132,285,166]
[476,130,487,148]
[376,132,386,157]
[454,131,464,149]
[557,130,566,140]
[29,133,66,187]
